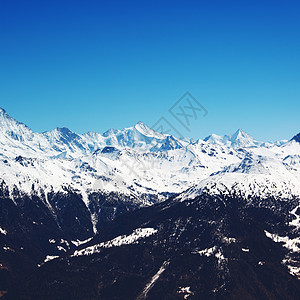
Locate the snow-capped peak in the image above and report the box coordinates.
[230,129,249,141]
[292,132,300,143]
[133,121,166,139]
[0,107,24,128]
[203,133,224,145]
[0,107,36,148]
[1,106,300,217]
[229,129,259,148]
[0,107,7,115]
[43,127,80,141]
[102,128,121,137]
[204,129,260,148]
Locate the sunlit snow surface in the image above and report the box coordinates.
[178,286,194,299]
[2,107,300,290]
[136,260,169,300]
[265,230,300,277]
[1,107,300,204]
[1,107,300,206]
[71,237,93,247]
[73,228,158,257]
[0,227,7,235]
[43,255,59,263]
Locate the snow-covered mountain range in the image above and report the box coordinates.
[1,106,300,204]
[1,107,300,297]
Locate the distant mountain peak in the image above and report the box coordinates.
[134,121,152,134]
[230,129,254,143]
[231,128,247,139]
[292,133,300,143]
[133,121,165,139]
[0,107,7,115]
[204,129,259,148]
[135,121,147,127]
[0,107,13,120]
[134,121,150,130]
[55,127,73,134]
[44,127,80,141]
[102,128,120,137]
[0,107,30,130]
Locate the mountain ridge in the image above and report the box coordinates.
[0,106,299,202]
[0,107,293,149]
[0,107,300,297]
[292,133,300,143]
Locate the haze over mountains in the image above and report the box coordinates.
[0,107,300,298]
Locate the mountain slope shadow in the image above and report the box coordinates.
[5,193,300,299]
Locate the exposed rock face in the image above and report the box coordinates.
[292,133,300,143]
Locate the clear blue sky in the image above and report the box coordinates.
[0,0,299,141]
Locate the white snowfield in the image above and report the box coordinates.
[43,255,59,263]
[71,237,93,247]
[73,228,158,256]
[0,106,300,206]
[178,286,194,299]
[193,246,217,257]
[1,108,300,279]
[265,230,300,277]
[193,246,226,262]
[264,231,300,253]
[0,227,7,235]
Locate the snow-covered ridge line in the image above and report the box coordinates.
[73,228,158,256]
[179,172,300,201]
[0,106,300,207]
[0,106,293,159]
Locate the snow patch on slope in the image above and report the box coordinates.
[0,228,7,235]
[264,231,300,253]
[71,237,93,247]
[265,230,300,278]
[73,228,158,256]
[137,260,170,300]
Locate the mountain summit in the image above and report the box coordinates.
[0,107,300,298]
[292,132,300,143]
[204,129,260,148]
[0,106,37,147]
[133,121,165,139]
